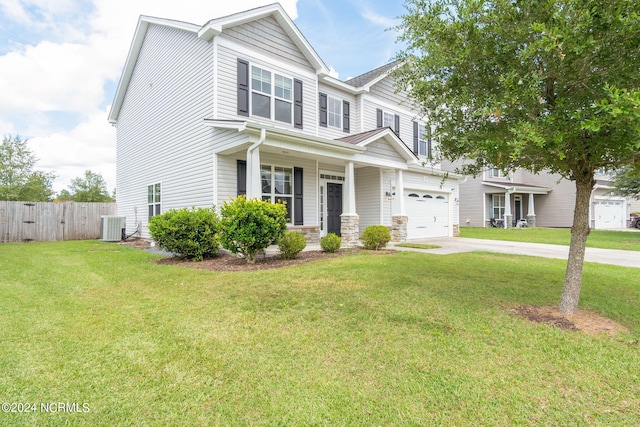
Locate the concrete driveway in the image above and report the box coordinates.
[389,237,639,269]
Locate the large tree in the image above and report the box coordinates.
[395,0,640,313]
[66,170,113,202]
[0,134,55,201]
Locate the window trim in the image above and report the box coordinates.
[261,164,295,224]
[147,182,161,220]
[328,96,342,129]
[491,194,505,220]
[250,64,294,124]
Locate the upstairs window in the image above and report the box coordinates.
[328,97,342,128]
[250,65,293,124]
[418,124,431,157]
[488,167,507,179]
[383,111,395,128]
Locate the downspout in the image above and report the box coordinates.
[246,128,266,198]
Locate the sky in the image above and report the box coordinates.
[0,0,407,195]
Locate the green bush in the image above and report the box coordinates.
[148,207,219,261]
[361,225,391,250]
[320,233,341,253]
[218,196,288,262]
[278,232,307,260]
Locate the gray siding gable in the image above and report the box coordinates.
[223,16,313,70]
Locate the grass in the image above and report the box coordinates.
[460,227,640,251]
[394,243,441,249]
[1,240,639,426]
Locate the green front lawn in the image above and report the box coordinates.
[460,227,640,251]
[1,241,638,425]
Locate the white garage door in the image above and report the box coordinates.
[594,200,625,229]
[405,192,449,239]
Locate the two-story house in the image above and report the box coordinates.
[108,3,461,245]
[451,164,633,229]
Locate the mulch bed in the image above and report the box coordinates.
[510,305,629,336]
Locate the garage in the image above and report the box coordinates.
[404,191,449,239]
[593,199,625,229]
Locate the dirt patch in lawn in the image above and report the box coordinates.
[510,305,629,336]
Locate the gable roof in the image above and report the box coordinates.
[109,4,329,123]
[344,60,401,88]
[336,127,419,162]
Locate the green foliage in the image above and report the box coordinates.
[66,170,113,202]
[278,231,307,260]
[395,0,640,313]
[218,196,287,262]
[613,167,640,199]
[0,134,55,201]
[361,225,391,250]
[320,233,341,253]
[148,207,219,261]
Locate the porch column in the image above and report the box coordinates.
[341,161,359,247]
[504,192,512,228]
[392,169,408,242]
[246,145,261,199]
[527,193,537,227]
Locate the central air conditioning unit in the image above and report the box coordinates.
[100,216,126,241]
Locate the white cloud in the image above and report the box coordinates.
[1,0,300,195]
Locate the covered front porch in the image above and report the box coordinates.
[207,120,438,246]
[484,182,552,228]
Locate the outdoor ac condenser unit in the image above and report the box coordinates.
[100,216,126,242]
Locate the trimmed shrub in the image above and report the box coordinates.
[320,233,341,253]
[148,207,219,261]
[278,232,307,260]
[219,196,288,262]
[361,225,391,250]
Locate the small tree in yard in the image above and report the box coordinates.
[219,196,287,263]
[395,0,640,314]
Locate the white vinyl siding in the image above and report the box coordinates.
[223,16,311,69]
[317,83,358,139]
[364,139,404,163]
[369,76,406,107]
[355,167,382,231]
[116,24,214,238]
[216,43,316,131]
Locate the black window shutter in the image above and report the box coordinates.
[319,93,327,127]
[237,59,249,117]
[394,114,400,135]
[237,160,247,196]
[427,127,433,158]
[376,109,383,128]
[413,121,419,154]
[294,167,303,225]
[294,79,303,129]
[343,101,350,133]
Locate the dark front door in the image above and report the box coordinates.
[326,183,343,236]
[514,198,522,222]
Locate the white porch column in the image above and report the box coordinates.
[391,169,408,242]
[343,161,356,214]
[246,145,261,199]
[341,161,359,247]
[504,192,512,228]
[527,193,537,227]
[396,169,406,215]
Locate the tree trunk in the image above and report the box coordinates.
[559,176,594,314]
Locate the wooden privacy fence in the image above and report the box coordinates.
[0,201,116,243]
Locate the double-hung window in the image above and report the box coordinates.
[328,97,342,128]
[492,194,505,219]
[251,66,293,124]
[261,165,293,223]
[418,124,431,158]
[148,183,161,219]
[489,167,507,179]
[383,111,395,128]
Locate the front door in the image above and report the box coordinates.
[326,183,343,236]
[514,196,522,222]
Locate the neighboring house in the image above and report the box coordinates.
[447,164,633,229]
[108,3,461,245]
